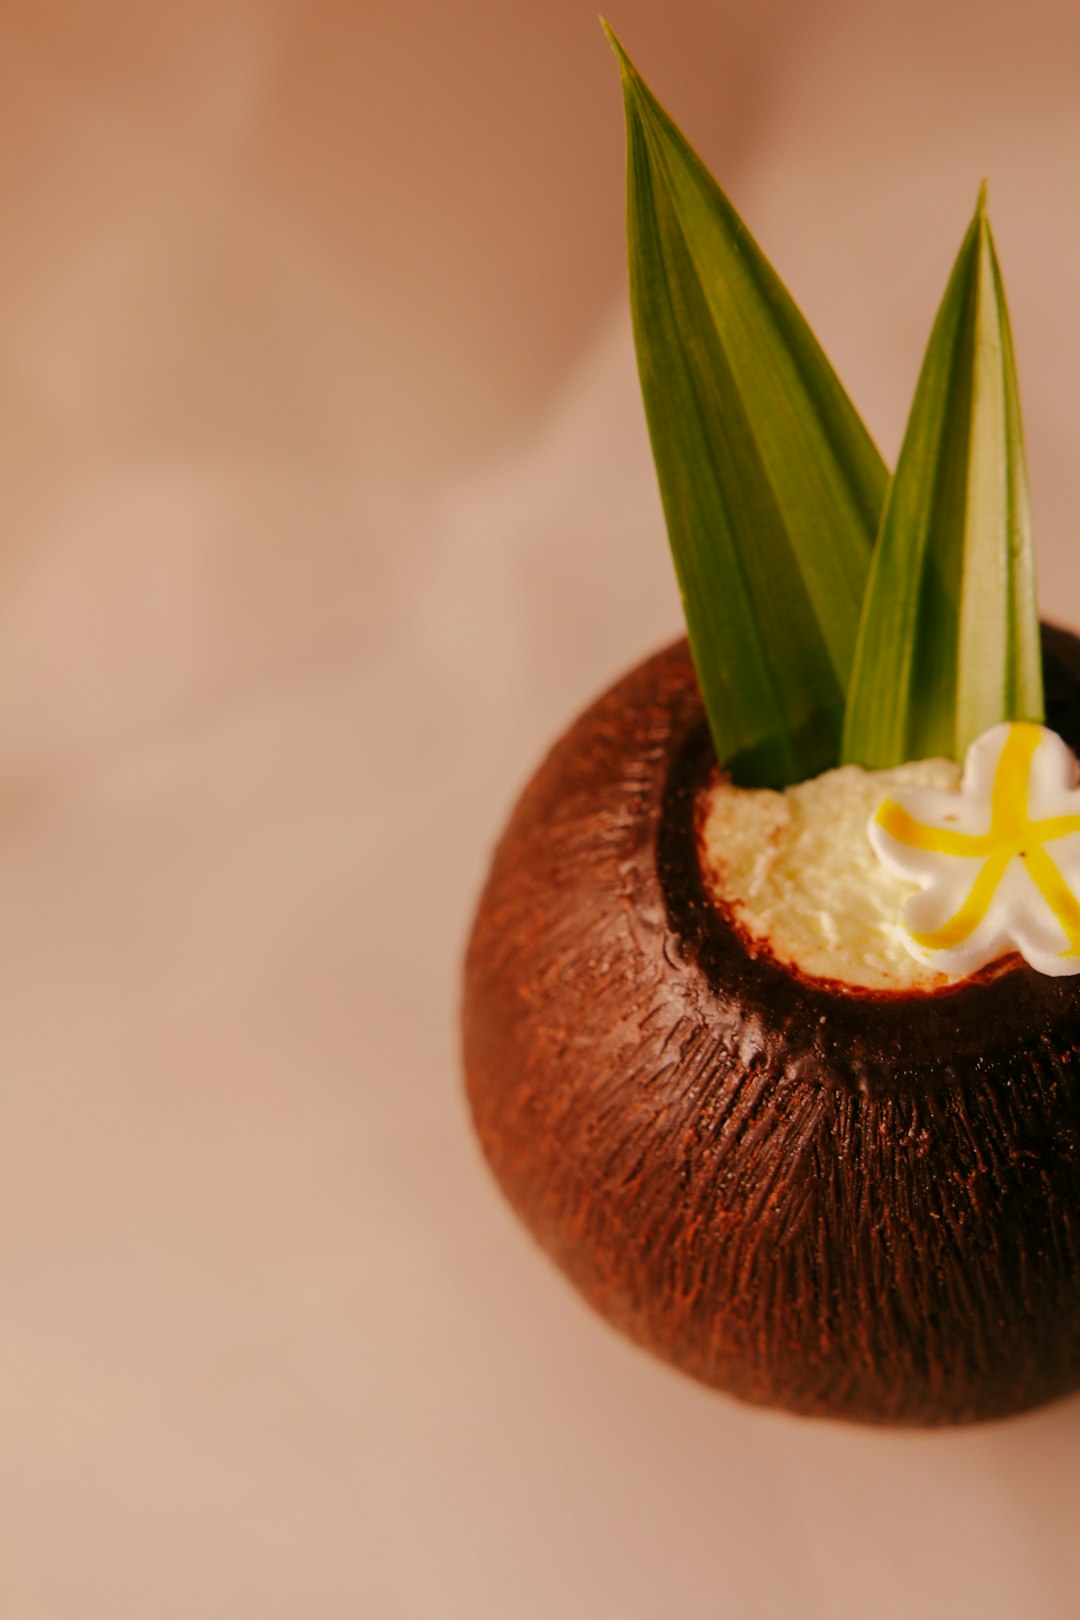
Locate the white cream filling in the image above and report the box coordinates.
[698,757,966,992]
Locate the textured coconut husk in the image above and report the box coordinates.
[463,625,1080,1425]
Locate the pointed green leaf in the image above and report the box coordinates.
[605,25,887,787]
[842,190,1043,768]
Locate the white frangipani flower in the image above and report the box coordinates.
[869,722,1080,979]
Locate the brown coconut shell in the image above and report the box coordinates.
[463,625,1080,1425]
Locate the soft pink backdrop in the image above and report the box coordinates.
[4,2,1080,1616]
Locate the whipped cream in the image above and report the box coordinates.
[870,722,1080,979]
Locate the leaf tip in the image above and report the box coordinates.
[600,19,636,83]
[976,178,989,219]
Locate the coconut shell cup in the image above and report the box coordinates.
[463,623,1080,1426]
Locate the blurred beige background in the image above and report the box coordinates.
[5,2,1080,1616]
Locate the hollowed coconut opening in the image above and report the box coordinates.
[698,757,967,993]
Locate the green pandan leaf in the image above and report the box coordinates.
[842,187,1044,768]
[605,24,887,787]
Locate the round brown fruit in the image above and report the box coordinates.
[463,625,1080,1425]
